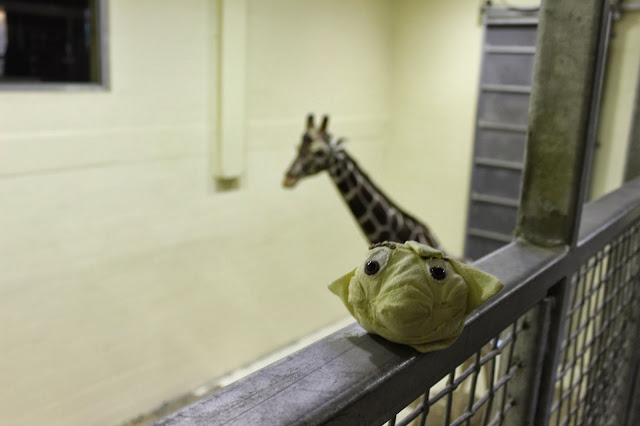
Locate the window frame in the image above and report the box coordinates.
[0,0,110,91]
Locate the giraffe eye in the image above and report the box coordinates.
[313,150,325,157]
[430,266,447,281]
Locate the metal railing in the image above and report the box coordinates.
[152,178,640,426]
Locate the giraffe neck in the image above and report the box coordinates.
[326,143,440,247]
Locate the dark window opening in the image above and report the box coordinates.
[0,0,106,85]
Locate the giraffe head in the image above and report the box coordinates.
[283,114,341,188]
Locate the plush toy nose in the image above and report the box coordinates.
[375,286,434,340]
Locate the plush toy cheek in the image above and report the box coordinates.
[347,279,367,309]
[440,276,469,309]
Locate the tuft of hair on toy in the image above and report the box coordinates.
[368,242,397,250]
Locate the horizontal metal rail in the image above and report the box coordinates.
[467,227,514,243]
[470,193,520,208]
[477,120,528,133]
[154,178,640,426]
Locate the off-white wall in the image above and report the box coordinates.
[386,0,483,256]
[245,0,393,195]
[0,1,392,425]
[591,11,640,198]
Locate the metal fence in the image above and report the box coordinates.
[153,178,640,426]
[549,223,640,426]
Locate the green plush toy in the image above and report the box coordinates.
[329,241,503,353]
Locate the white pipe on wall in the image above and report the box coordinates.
[217,0,247,179]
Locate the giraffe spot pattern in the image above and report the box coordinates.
[362,186,374,203]
[337,179,350,194]
[323,144,440,249]
[391,215,400,231]
[378,231,391,241]
[362,219,376,235]
[348,197,367,217]
[373,204,388,225]
[347,173,358,189]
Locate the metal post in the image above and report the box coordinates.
[514,0,605,248]
[624,66,640,182]
[500,299,552,426]
[508,0,607,424]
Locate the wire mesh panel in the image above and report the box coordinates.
[385,307,545,426]
[550,222,640,426]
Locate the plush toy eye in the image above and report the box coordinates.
[365,260,380,275]
[430,266,447,281]
[363,248,390,276]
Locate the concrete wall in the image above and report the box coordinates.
[0,0,637,425]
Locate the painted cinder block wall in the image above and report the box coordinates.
[0,0,637,425]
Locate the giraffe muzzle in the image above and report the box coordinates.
[283,175,299,188]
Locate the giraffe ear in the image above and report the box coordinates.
[333,138,346,148]
[306,114,315,130]
[320,115,329,133]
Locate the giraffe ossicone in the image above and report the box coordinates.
[284,113,442,249]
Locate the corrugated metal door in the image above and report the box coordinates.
[464,8,538,260]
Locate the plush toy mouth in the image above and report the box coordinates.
[374,287,433,338]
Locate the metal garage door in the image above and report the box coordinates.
[464,8,539,260]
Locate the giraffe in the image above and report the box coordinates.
[283,114,441,249]
[284,117,491,406]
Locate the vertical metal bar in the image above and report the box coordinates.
[567,269,584,422]
[465,352,482,426]
[605,233,628,424]
[566,264,590,423]
[583,239,622,420]
[514,0,606,248]
[444,372,455,425]
[623,307,640,426]
[573,258,599,423]
[482,338,499,426]
[507,0,609,424]
[610,231,638,425]
[421,390,431,426]
[534,279,573,425]
[498,322,519,424]
[418,392,429,426]
[557,275,579,425]
[624,66,640,182]
[581,4,614,202]
[500,302,551,426]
